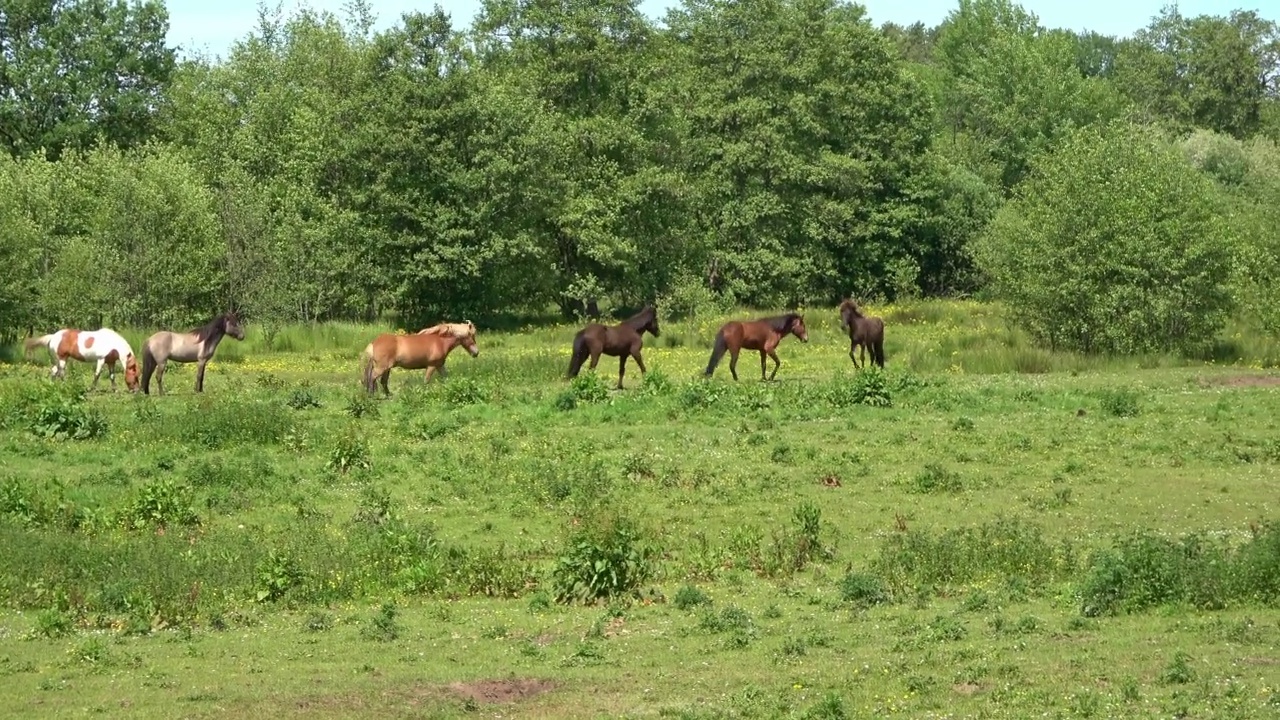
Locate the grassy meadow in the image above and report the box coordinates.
[1,300,1279,719]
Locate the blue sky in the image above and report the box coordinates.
[166,0,1263,59]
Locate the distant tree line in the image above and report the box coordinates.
[1,0,1277,354]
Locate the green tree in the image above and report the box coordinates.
[934,0,1125,192]
[974,120,1235,355]
[0,0,176,159]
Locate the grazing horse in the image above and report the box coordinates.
[704,313,809,381]
[838,299,885,369]
[362,321,479,395]
[141,311,246,395]
[24,327,140,392]
[566,305,660,390]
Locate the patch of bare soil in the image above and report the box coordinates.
[952,683,985,696]
[1199,374,1280,388]
[447,678,557,705]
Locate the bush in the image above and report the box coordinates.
[973,120,1234,355]
[550,510,657,604]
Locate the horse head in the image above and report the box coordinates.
[224,311,246,341]
[788,313,809,343]
[124,354,141,393]
[642,305,660,338]
[458,320,479,357]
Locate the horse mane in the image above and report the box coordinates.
[419,321,475,338]
[762,313,801,333]
[192,313,231,343]
[839,299,864,319]
[622,305,656,329]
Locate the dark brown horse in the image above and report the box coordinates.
[704,313,809,381]
[567,305,660,390]
[839,299,885,369]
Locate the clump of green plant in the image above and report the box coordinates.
[444,377,489,406]
[679,380,728,410]
[1079,530,1234,616]
[551,509,657,604]
[171,397,292,449]
[672,585,712,610]
[1097,388,1141,417]
[638,369,673,397]
[839,571,891,608]
[255,549,303,603]
[910,463,964,494]
[121,479,200,531]
[761,501,831,578]
[360,602,402,642]
[817,368,892,408]
[326,430,371,474]
[555,374,610,411]
[345,392,380,419]
[286,386,322,410]
[17,382,107,441]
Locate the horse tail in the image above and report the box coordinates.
[567,331,589,379]
[23,334,53,357]
[874,320,886,368]
[704,329,728,377]
[141,342,157,395]
[360,343,375,392]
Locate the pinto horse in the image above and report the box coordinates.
[838,298,885,369]
[362,321,479,395]
[704,313,809,381]
[24,327,140,392]
[141,311,246,395]
[566,305,660,390]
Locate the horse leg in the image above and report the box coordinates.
[155,362,167,396]
[759,350,768,381]
[767,350,782,381]
[424,366,437,383]
[379,369,392,396]
[91,359,104,391]
[849,340,860,368]
[107,360,117,391]
[728,348,740,381]
[195,358,208,393]
[631,349,647,376]
[588,350,601,371]
[616,355,627,390]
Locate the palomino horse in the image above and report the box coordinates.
[704,313,809,381]
[410,322,475,381]
[839,299,885,369]
[24,327,140,392]
[141,311,246,395]
[362,321,479,395]
[566,305,660,390]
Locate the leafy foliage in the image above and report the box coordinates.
[974,120,1235,355]
[551,510,657,605]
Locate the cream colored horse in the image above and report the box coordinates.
[141,312,246,395]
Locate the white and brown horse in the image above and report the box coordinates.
[141,311,246,395]
[362,321,479,395]
[24,327,141,392]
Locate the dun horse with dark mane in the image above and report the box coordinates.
[142,311,246,395]
[704,313,809,381]
[839,298,885,368]
[566,305,660,390]
[362,322,479,395]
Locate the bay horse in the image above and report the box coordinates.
[362,321,478,395]
[24,327,141,392]
[566,305,660,390]
[838,299,885,369]
[141,311,246,395]
[704,313,809,381]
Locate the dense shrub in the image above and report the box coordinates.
[974,120,1235,355]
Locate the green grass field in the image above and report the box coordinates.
[1,300,1279,719]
